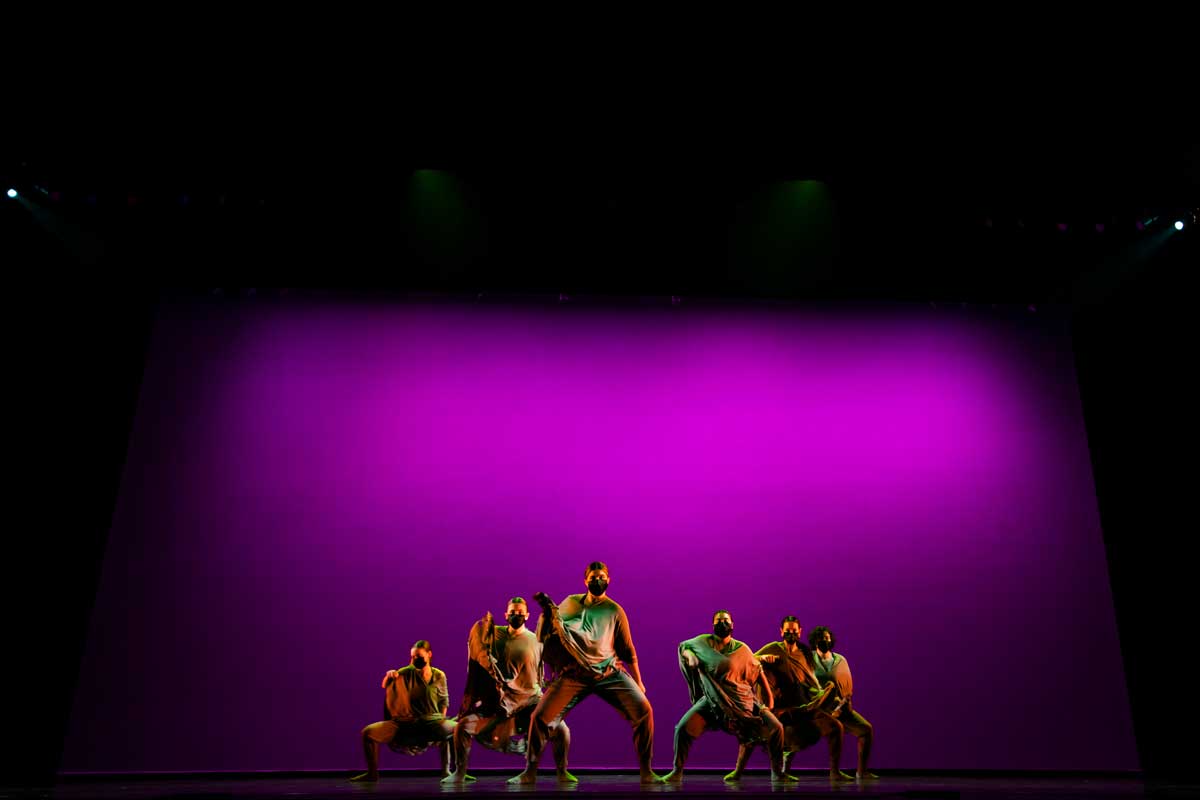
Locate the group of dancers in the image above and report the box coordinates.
[351,561,876,785]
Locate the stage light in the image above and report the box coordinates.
[1175,220,1185,231]
[6,189,16,199]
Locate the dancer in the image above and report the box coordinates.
[735,616,853,782]
[811,626,877,780]
[351,640,454,782]
[663,611,793,784]
[440,597,573,783]
[509,562,661,785]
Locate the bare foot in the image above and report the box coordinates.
[441,772,476,783]
[772,772,799,782]
[349,772,378,782]
[508,770,537,785]
[556,770,578,783]
[641,771,666,784]
[857,771,880,780]
[722,770,743,782]
[829,770,855,782]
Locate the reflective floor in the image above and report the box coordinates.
[14,772,1191,800]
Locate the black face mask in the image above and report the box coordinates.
[816,642,832,654]
[782,632,798,645]
[587,579,608,597]
[713,622,733,639]
[412,657,428,668]
[507,614,526,629]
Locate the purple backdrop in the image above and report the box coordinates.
[62,299,1136,772]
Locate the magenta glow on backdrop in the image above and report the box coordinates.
[63,299,1135,772]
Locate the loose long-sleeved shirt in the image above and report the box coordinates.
[385,665,449,721]
[754,640,821,708]
[682,634,762,715]
[490,626,543,714]
[554,594,638,676]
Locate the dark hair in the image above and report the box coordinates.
[508,597,527,607]
[584,561,609,577]
[412,639,432,652]
[780,615,800,629]
[808,626,835,651]
[713,609,732,621]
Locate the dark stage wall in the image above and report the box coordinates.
[61,299,1135,772]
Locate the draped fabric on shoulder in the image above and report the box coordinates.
[755,641,821,711]
[457,615,504,720]
[535,594,597,677]
[455,614,550,756]
[384,667,449,721]
[754,641,831,752]
[677,635,766,741]
[383,666,453,755]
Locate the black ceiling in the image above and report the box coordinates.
[4,136,1196,304]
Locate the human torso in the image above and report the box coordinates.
[493,626,542,713]
[389,665,447,721]
[813,651,852,698]
[707,635,760,713]
[757,641,819,707]
[558,594,622,675]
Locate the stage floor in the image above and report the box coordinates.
[13,772,1195,800]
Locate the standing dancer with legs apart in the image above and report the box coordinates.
[509,561,662,785]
